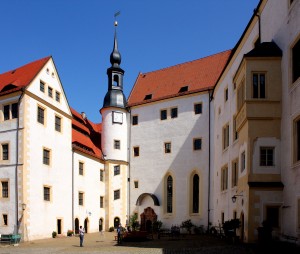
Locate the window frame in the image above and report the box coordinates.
[133,146,140,157]
[55,91,61,102]
[114,189,120,200]
[48,86,53,98]
[1,181,9,198]
[100,169,104,182]
[114,165,120,176]
[134,181,139,188]
[252,73,266,99]
[194,103,202,115]
[114,140,121,150]
[55,115,62,132]
[221,166,228,191]
[171,107,178,119]
[43,186,51,201]
[79,161,84,176]
[37,106,45,125]
[160,109,167,120]
[78,192,84,206]
[164,142,171,154]
[193,138,202,151]
[292,37,300,83]
[43,148,51,166]
[231,160,238,188]
[2,143,9,161]
[40,81,45,93]
[100,196,104,208]
[223,124,230,150]
[132,115,138,125]
[294,117,300,163]
[260,147,275,167]
[2,214,8,226]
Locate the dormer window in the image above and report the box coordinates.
[179,86,188,93]
[252,73,266,98]
[144,94,152,100]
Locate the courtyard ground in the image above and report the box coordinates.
[0,231,299,254]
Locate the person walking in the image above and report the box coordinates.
[117,224,122,244]
[79,225,85,247]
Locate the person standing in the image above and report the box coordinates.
[79,226,85,247]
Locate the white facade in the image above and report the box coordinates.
[130,92,210,229]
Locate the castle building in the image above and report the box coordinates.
[0,0,299,243]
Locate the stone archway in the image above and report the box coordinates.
[140,207,157,232]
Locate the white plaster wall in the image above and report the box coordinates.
[101,108,128,162]
[130,93,210,228]
[73,152,105,233]
[263,0,300,236]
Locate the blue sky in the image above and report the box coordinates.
[0,0,259,123]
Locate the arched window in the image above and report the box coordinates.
[193,174,199,213]
[114,217,120,228]
[167,175,173,213]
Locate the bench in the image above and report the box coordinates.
[0,234,21,245]
[281,234,298,243]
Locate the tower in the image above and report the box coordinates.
[100,20,129,229]
[101,20,128,162]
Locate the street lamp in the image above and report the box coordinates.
[231,195,243,203]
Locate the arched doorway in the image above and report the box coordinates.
[240,212,244,242]
[99,218,103,232]
[140,207,157,232]
[75,218,79,234]
[114,217,120,228]
[84,217,89,233]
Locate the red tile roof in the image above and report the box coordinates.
[71,107,103,159]
[128,50,231,106]
[0,56,51,94]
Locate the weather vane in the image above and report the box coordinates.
[114,11,120,26]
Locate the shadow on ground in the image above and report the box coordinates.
[116,234,300,254]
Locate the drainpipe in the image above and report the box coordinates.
[127,108,131,226]
[16,88,25,234]
[207,90,212,233]
[72,149,74,232]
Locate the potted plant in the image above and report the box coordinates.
[52,231,57,238]
[67,230,74,236]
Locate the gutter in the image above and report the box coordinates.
[207,90,212,233]
[127,107,131,226]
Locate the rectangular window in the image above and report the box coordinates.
[252,73,266,98]
[241,151,246,172]
[134,181,139,188]
[48,87,53,98]
[133,146,140,157]
[2,144,9,160]
[55,91,61,102]
[223,124,230,149]
[171,107,178,118]
[114,165,120,176]
[3,214,8,226]
[237,81,245,111]
[225,88,228,102]
[260,147,274,166]
[164,142,171,153]
[40,81,45,92]
[221,167,228,191]
[114,190,120,200]
[44,186,50,201]
[11,103,18,119]
[55,115,61,132]
[232,160,238,187]
[132,115,138,125]
[3,105,10,121]
[160,109,167,120]
[37,106,45,124]
[233,115,238,141]
[292,39,300,83]
[43,148,50,165]
[114,140,120,150]
[221,212,225,224]
[1,181,8,198]
[295,118,300,162]
[100,170,104,182]
[194,103,202,114]
[193,138,202,150]
[100,196,104,208]
[78,192,84,206]
[79,162,84,175]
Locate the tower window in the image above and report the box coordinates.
[133,147,140,157]
[113,75,119,86]
[160,109,167,120]
[132,115,138,125]
[171,107,178,118]
[193,138,202,150]
[164,142,171,154]
[194,103,202,114]
[114,140,120,150]
[114,165,120,176]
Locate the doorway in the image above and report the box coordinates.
[57,219,62,234]
[99,218,103,232]
[84,218,88,233]
[75,218,79,234]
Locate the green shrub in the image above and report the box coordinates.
[109,226,115,232]
[52,231,57,238]
[67,230,73,236]
[180,219,194,234]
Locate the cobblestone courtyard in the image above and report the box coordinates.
[0,232,299,254]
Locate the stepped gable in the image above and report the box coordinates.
[128,50,231,106]
[71,107,102,159]
[0,56,51,95]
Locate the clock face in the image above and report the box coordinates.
[112,111,123,124]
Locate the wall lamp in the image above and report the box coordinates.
[231,195,243,203]
[22,203,27,211]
